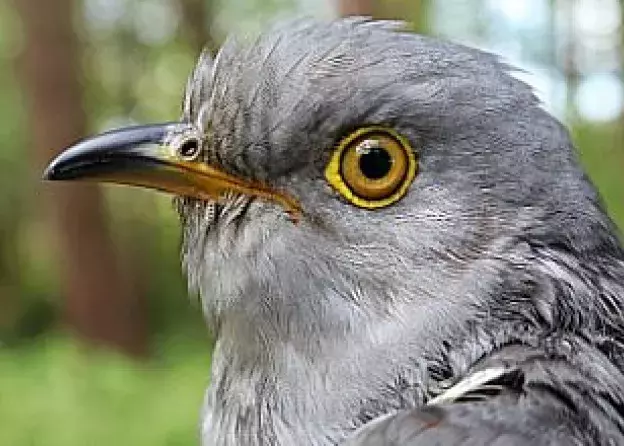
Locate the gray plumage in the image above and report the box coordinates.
[172,18,624,445]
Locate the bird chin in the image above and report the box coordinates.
[175,192,281,310]
[175,191,252,240]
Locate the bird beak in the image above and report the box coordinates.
[43,123,301,218]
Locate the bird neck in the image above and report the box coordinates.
[201,298,463,446]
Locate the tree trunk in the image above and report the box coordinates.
[177,0,217,54]
[560,0,579,123]
[338,0,374,16]
[15,0,148,358]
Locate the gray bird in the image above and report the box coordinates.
[44,18,624,446]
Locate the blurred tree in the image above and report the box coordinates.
[338,0,373,16]
[560,0,580,123]
[375,0,430,33]
[620,0,624,141]
[14,0,148,358]
[178,0,218,54]
[337,0,430,33]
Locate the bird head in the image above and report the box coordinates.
[44,19,620,348]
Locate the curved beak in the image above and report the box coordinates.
[43,123,300,217]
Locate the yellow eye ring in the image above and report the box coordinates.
[325,127,418,209]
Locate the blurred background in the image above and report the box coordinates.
[0,0,622,444]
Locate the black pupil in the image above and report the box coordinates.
[359,146,392,179]
[179,139,199,158]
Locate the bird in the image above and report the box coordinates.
[44,17,624,446]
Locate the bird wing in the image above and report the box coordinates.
[342,400,583,446]
[343,345,624,445]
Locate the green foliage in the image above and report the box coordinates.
[0,335,210,446]
[573,123,624,231]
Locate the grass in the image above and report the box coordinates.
[0,335,211,446]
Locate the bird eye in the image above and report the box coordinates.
[325,127,418,208]
[177,138,201,161]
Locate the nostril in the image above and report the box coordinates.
[178,138,200,160]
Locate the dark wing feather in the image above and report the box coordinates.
[344,344,624,445]
[343,403,585,446]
